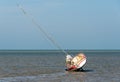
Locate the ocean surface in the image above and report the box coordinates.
[0,50,120,82]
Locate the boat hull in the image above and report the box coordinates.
[66,53,87,71]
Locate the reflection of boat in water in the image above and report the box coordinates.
[66,53,86,71]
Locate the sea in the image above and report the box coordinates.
[0,50,120,82]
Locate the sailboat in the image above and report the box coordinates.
[18,4,87,71]
[66,53,86,71]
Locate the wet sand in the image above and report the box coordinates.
[0,50,120,82]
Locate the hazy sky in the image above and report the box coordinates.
[0,0,120,50]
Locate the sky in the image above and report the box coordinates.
[0,0,120,50]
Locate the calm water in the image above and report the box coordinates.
[0,50,120,82]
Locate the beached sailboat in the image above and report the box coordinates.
[18,4,87,71]
[66,53,86,71]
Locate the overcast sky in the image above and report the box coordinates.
[0,0,120,50]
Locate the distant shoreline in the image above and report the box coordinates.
[0,49,120,50]
[0,49,120,54]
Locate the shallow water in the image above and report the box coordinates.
[0,50,120,82]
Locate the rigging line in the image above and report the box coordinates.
[17,4,68,55]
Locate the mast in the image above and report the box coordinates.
[17,4,69,55]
